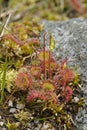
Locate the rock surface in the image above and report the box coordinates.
[40,18,87,130]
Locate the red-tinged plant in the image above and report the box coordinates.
[3,25,82,130]
[12,31,83,130]
[26,90,47,102]
[53,75,62,88]
[54,59,74,88]
[60,58,68,70]
[41,59,58,74]
[63,86,73,102]
[26,38,40,46]
[3,34,40,47]
[60,68,74,88]
[53,61,74,89]
[29,66,42,79]
[37,50,56,78]
[15,71,33,90]
[41,80,57,92]
[2,34,23,46]
[26,89,58,104]
[69,0,83,13]
[43,33,46,80]
[2,34,40,63]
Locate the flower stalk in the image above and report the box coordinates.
[43,33,46,80]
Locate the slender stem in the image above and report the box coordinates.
[43,33,46,80]
[3,87,18,107]
[35,49,37,69]
[49,51,51,78]
[34,115,54,121]
[49,34,51,78]
[28,115,54,123]
[0,13,11,41]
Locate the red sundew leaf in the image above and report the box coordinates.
[3,34,40,47]
[61,58,68,70]
[41,80,57,91]
[26,90,58,104]
[53,67,74,89]
[59,60,74,88]
[26,90,47,102]
[64,86,73,102]
[61,68,74,87]
[2,34,23,46]
[30,66,42,79]
[69,0,83,13]
[15,71,33,90]
[53,75,62,88]
[24,38,40,46]
[41,59,58,72]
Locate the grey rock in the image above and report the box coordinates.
[76,108,87,130]
[40,18,87,130]
[0,116,2,119]
[2,128,7,130]
[41,122,55,130]
[27,129,31,130]
[8,100,13,107]
[9,108,16,113]
[73,97,79,103]
[0,121,4,126]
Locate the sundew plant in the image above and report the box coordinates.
[0,21,84,129]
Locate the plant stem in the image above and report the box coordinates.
[43,33,46,80]
[0,13,11,41]
[34,115,54,121]
[35,49,37,69]
[29,115,54,123]
[49,34,51,78]
[3,87,18,107]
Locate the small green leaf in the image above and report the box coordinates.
[50,104,64,113]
